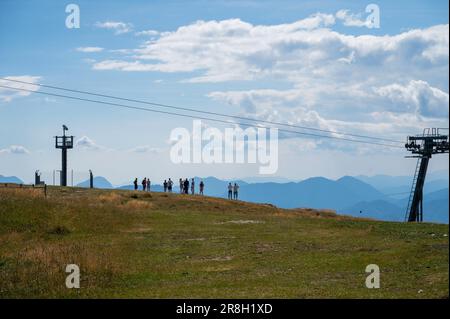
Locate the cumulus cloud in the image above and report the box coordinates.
[90,18,449,91]
[88,15,448,150]
[208,88,342,139]
[0,75,41,102]
[76,47,104,53]
[374,80,449,118]
[95,21,133,34]
[207,79,448,148]
[75,136,104,150]
[336,9,369,28]
[0,145,30,154]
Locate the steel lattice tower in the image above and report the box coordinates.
[404,128,449,222]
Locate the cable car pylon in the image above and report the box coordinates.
[404,128,449,222]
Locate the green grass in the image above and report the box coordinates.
[0,186,448,298]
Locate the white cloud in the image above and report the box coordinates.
[336,9,369,28]
[374,80,449,118]
[207,79,448,149]
[95,21,133,35]
[0,75,41,102]
[76,47,104,53]
[87,15,448,150]
[75,136,103,150]
[91,17,448,85]
[92,60,160,71]
[0,145,30,154]
[135,29,159,37]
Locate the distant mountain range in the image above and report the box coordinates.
[356,172,448,197]
[2,171,448,223]
[0,175,24,184]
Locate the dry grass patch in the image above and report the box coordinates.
[0,241,122,298]
[121,199,153,211]
[0,187,45,199]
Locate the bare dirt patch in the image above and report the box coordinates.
[216,220,265,225]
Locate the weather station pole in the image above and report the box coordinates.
[54,125,74,187]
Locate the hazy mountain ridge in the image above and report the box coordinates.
[76,176,113,189]
[0,175,24,184]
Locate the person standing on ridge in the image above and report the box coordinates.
[179,178,183,193]
[233,182,239,200]
[227,182,233,200]
[146,178,151,192]
[184,178,189,194]
[133,178,138,190]
[163,180,168,192]
[168,178,173,192]
[191,178,195,195]
[199,180,204,195]
[142,178,147,191]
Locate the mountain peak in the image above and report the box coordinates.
[0,175,24,184]
[76,176,113,189]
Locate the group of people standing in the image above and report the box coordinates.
[133,177,239,200]
[178,178,205,195]
[163,178,174,192]
[134,177,151,191]
[133,177,204,195]
[227,182,240,200]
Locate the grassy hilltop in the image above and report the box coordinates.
[0,186,448,298]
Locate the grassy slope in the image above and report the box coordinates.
[0,186,448,298]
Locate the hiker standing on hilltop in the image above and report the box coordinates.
[146,178,151,192]
[168,178,173,192]
[179,178,183,193]
[199,180,204,195]
[227,182,233,200]
[184,178,189,194]
[191,178,195,195]
[233,182,239,200]
[163,180,168,192]
[133,178,138,190]
[142,178,147,191]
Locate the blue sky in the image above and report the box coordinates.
[0,0,448,185]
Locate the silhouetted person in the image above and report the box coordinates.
[133,178,138,190]
[147,178,151,192]
[199,180,204,195]
[179,178,183,193]
[163,180,168,192]
[168,178,173,192]
[184,178,189,194]
[142,178,147,191]
[191,178,195,194]
[233,183,239,200]
[228,182,233,199]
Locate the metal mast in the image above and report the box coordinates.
[54,125,74,186]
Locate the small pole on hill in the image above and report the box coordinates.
[89,170,94,189]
